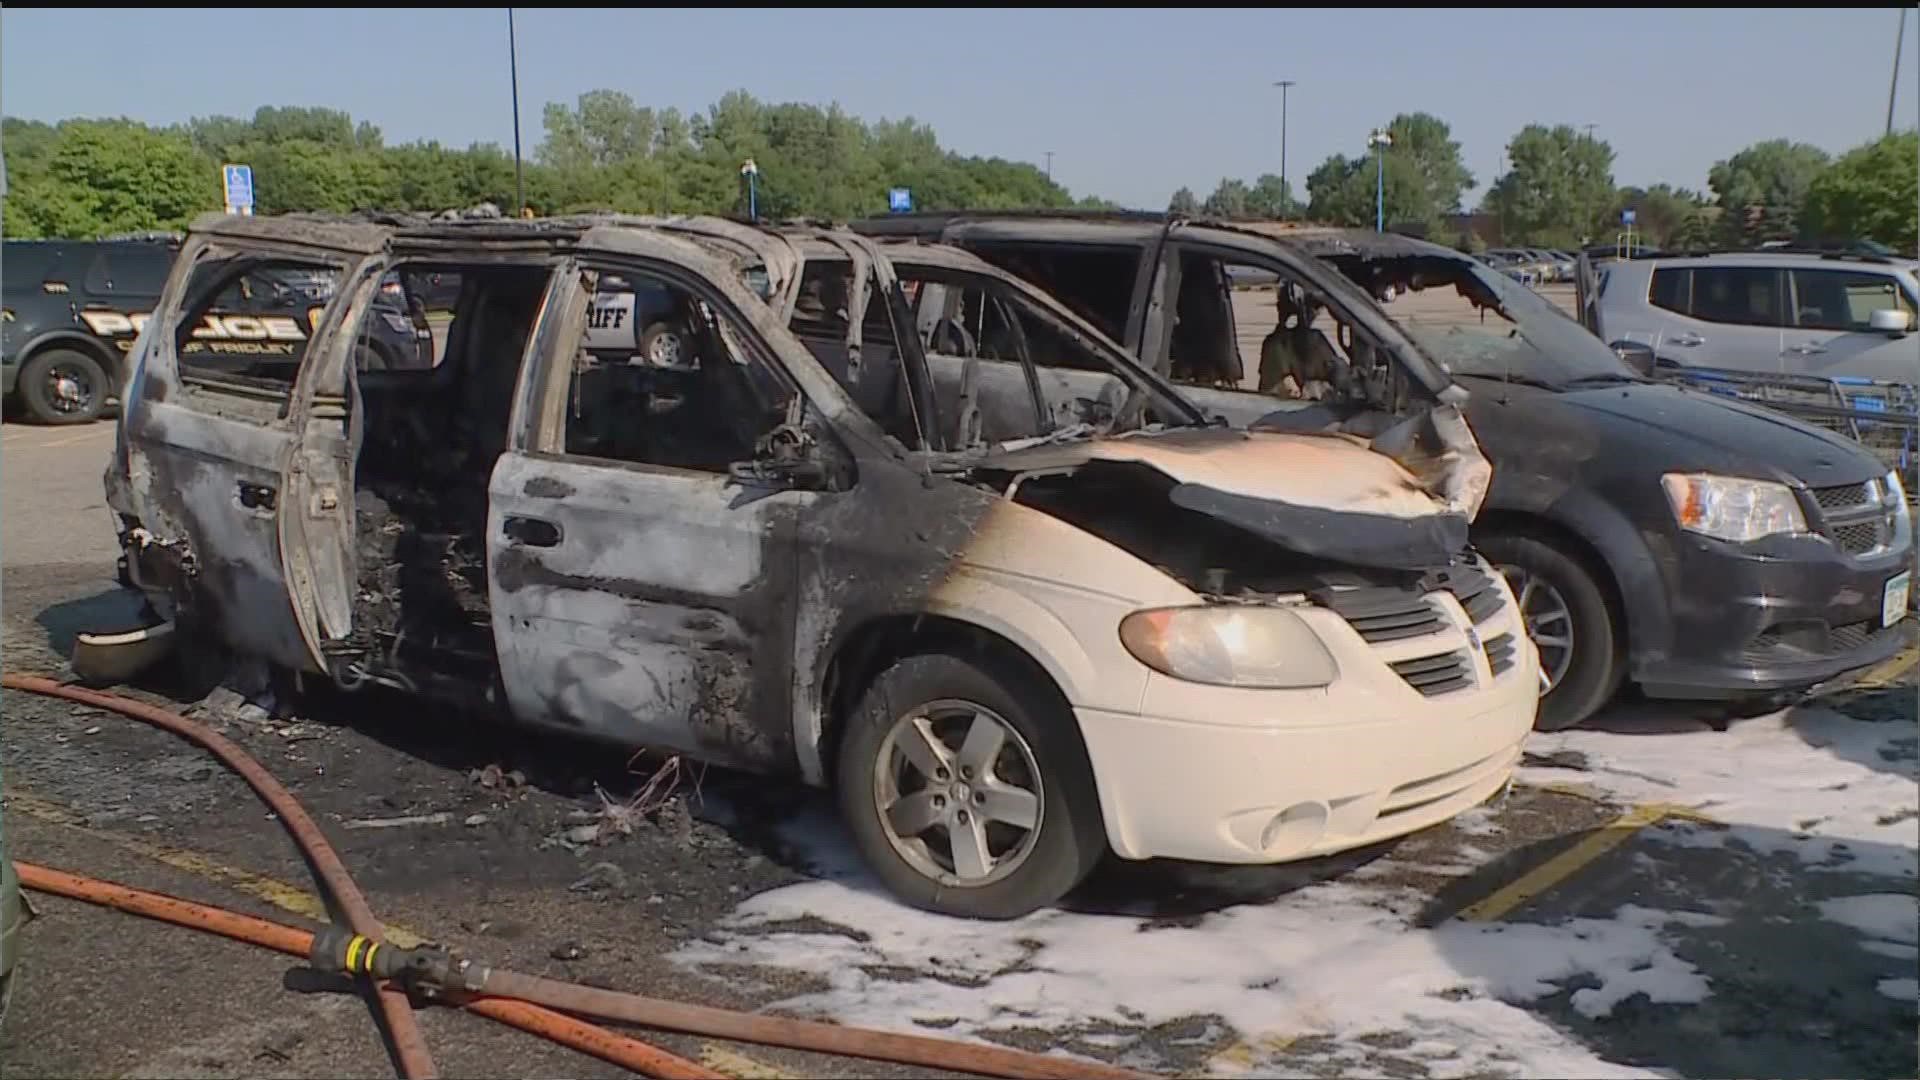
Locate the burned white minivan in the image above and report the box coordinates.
[103,212,1537,918]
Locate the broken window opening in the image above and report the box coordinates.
[345,262,555,694]
[171,255,348,393]
[563,264,798,475]
[787,259,928,451]
[894,265,1203,453]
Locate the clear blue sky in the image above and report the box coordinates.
[3,8,1916,210]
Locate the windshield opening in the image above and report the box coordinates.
[1341,253,1638,388]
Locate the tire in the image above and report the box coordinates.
[638,322,686,368]
[1477,532,1623,732]
[18,347,108,425]
[835,651,1105,919]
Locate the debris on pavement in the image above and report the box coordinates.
[341,812,453,830]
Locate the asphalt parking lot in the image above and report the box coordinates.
[2,413,1915,1080]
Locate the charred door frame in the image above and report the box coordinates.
[123,231,385,673]
[490,249,850,767]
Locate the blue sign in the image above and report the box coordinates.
[888,187,913,213]
[1621,208,1636,226]
[223,164,254,213]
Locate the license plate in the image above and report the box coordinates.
[1886,571,1912,629]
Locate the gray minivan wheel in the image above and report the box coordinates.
[836,651,1104,919]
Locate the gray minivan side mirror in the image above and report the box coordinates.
[1868,308,1912,335]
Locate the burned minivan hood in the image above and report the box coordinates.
[981,424,1481,571]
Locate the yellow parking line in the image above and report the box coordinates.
[1858,645,1918,688]
[7,790,426,947]
[1456,802,1701,923]
[1199,1033,1298,1075]
[699,1044,800,1079]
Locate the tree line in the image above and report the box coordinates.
[2,90,1113,240]
[7,95,1913,255]
[1176,113,1918,252]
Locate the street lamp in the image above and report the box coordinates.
[1273,80,1296,219]
[740,159,760,222]
[1367,128,1393,233]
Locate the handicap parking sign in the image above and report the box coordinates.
[224,164,254,215]
[888,187,912,213]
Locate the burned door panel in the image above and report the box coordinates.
[487,452,806,769]
[126,399,312,667]
[118,243,368,673]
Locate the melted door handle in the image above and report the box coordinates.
[503,515,562,547]
[237,482,277,511]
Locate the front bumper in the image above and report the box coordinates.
[1634,529,1915,700]
[1077,591,1541,864]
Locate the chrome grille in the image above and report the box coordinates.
[1810,477,1902,558]
[1833,522,1880,555]
[1390,651,1474,697]
[1811,482,1872,512]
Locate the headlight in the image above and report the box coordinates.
[1660,473,1806,542]
[1888,471,1913,545]
[1119,605,1337,689]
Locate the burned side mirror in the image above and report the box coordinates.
[729,419,839,492]
[1610,340,1656,377]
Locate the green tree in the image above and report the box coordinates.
[1481,124,1615,246]
[1202,178,1250,218]
[5,120,214,238]
[1707,139,1830,245]
[1799,131,1919,251]
[1383,112,1474,218]
[1168,186,1199,214]
[1244,173,1292,219]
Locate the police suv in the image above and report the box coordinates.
[2,236,431,424]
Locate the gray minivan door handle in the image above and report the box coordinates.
[1787,342,1827,355]
[1672,333,1705,347]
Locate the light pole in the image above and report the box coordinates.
[1581,123,1598,243]
[1367,128,1392,233]
[1045,151,1054,183]
[1890,8,1908,137]
[741,159,759,222]
[508,8,525,216]
[1273,80,1295,218]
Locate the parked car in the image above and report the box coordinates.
[1592,249,1919,383]
[1,237,431,423]
[1488,248,1553,284]
[851,212,1915,731]
[1479,250,1540,287]
[101,211,1537,919]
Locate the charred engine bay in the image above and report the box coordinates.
[1004,460,1459,600]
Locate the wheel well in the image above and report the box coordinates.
[23,335,119,381]
[1473,510,1630,650]
[818,613,1075,788]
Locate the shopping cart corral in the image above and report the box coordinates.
[1655,365,1917,501]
